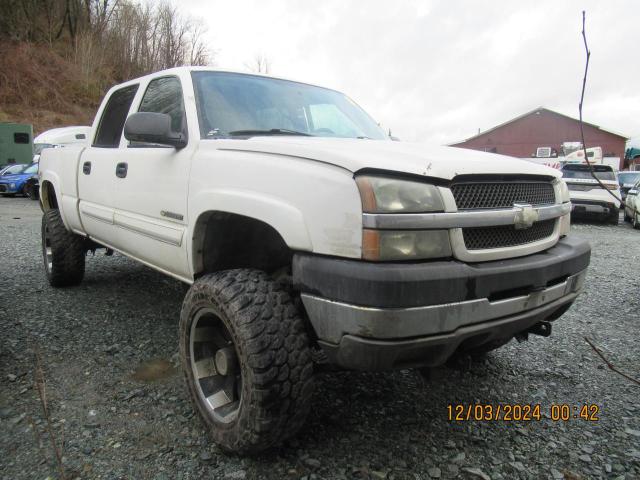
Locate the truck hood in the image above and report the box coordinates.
[213,137,560,181]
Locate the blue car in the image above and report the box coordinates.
[0,163,39,197]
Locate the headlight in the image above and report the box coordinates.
[356,176,444,213]
[557,179,570,203]
[363,229,451,261]
[10,183,16,189]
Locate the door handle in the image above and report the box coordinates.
[115,162,128,178]
[82,161,91,175]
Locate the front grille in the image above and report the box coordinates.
[463,219,556,250]
[451,181,555,210]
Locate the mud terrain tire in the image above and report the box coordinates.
[41,209,85,287]
[179,269,314,454]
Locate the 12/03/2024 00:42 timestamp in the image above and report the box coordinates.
[447,404,600,422]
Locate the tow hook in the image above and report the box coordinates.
[515,321,552,342]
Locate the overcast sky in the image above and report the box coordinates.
[178,0,640,145]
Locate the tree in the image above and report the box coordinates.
[245,53,272,74]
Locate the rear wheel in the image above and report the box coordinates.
[179,269,314,454]
[41,209,86,286]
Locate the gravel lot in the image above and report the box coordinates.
[1,197,639,480]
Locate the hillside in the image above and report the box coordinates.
[0,0,210,136]
[0,42,102,134]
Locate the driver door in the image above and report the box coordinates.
[110,75,194,280]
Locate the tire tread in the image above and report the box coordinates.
[42,209,85,287]
[179,269,314,454]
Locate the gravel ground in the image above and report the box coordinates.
[1,197,639,480]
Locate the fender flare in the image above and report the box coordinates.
[187,188,313,274]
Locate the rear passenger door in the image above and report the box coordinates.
[78,84,138,244]
[111,75,194,280]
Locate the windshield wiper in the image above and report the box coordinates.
[227,128,313,137]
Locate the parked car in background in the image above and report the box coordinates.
[618,171,640,204]
[0,163,39,197]
[561,163,620,224]
[32,126,91,162]
[625,141,640,171]
[623,179,640,228]
[0,163,28,176]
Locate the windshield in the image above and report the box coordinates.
[561,165,616,181]
[618,172,640,184]
[24,164,38,174]
[191,72,387,140]
[1,164,27,175]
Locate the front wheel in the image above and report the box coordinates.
[179,269,314,454]
[25,182,39,200]
[41,209,86,286]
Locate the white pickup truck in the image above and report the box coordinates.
[38,67,591,453]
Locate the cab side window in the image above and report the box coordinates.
[93,84,139,148]
[138,77,186,135]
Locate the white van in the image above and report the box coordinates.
[33,126,91,162]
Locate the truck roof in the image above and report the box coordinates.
[107,66,336,96]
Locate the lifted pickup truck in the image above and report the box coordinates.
[39,67,591,453]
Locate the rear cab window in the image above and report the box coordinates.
[93,84,139,148]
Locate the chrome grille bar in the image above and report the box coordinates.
[362,203,571,230]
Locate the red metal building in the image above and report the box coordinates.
[451,108,628,169]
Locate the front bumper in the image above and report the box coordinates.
[293,236,590,370]
[570,200,618,219]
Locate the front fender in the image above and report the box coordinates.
[189,188,312,250]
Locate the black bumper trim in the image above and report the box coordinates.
[293,236,590,309]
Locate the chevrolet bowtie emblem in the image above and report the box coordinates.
[513,203,538,230]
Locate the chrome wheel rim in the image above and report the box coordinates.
[43,224,53,273]
[190,308,241,423]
